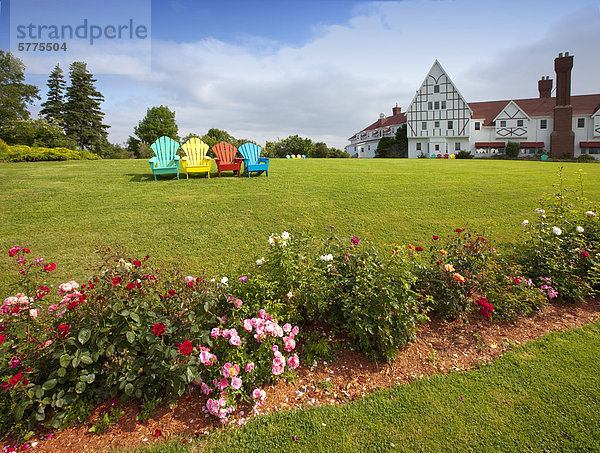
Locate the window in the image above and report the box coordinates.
[435,144,440,151]
[448,121,453,129]
[500,120,506,127]
[455,142,461,151]
[422,122,427,130]
[428,101,432,110]
[368,145,371,151]
[517,119,524,127]
[434,85,440,93]
[540,119,547,129]
[578,118,585,128]
[441,101,446,109]
[434,101,440,110]
[588,147,600,155]
[360,147,364,153]
[434,121,440,128]
[416,142,422,151]
[475,122,481,130]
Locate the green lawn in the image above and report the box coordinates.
[1,159,599,294]
[131,320,600,452]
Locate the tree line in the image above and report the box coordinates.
[0,51,349,159]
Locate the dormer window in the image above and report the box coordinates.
[517,119,524,127]
[500,120,506,127]
[475,122,481,130]
[434,85,440,93]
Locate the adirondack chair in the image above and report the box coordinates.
[212,142,243,177]
[181,138,211,179]
[238,143,269,177]
[149,136,180,181]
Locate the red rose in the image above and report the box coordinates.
[168,289,176,297]
[23,249,30,253]
[455,228,463,233]
[415,246,423,252]
[133,260,142,267]
[43,262,56,272]
[433,235,439,240]
[152,323,165,336]
[9,373,23,386]
[57,324,70,337]
[126,282,136,290]
[67,301,79,310]
[154,429,162,437]
[0,334,5,345]
[112,277,121,286]
[179,340,193,355]
[1,382,9,390]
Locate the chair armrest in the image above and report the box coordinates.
[149,156,157,164]
[258,157,270,164]
[175,155,181,161]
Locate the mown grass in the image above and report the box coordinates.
[128,320,600,452]
[1,159,599,295]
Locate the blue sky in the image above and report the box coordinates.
[1,0,599,149]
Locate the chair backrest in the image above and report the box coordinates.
[212,142,238,164]
[238,143,262,165]
[181,138,209,166]
[151,136,180,167]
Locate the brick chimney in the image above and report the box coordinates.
[392,105,402,116]
[550,52,575,158]
[538,76,552,98]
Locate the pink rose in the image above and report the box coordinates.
[245,362,254,372]
[234,299,243,308]
[283,323,292,333]
[29,309,39,318]
[243,319,253,332]
[218,378,228,390]
[201,383,213,395]
[288,354,300,369]
[231,377,242,390]
[229,335,241,347]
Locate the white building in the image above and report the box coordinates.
[349,53,600,159]
[346,106,406,158]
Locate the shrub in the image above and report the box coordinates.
[455,150,474,159]
[577,154,597,163]
[0,144,100,162]
[478,260,548,319]
[516,168,600,302]
[414,229,496,319]
[321,236,428,362]
[505,141,520,159]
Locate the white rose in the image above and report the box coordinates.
[552,226,562,236]
[281,231,290,240]
[522,220,529,226]
[256,257,265,266]
[585,211,597,217]
[287,291,293,298]
[576,226,584,233]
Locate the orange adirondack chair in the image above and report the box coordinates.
[212,142,243,177]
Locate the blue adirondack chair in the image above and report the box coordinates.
[149,136,181,181]
[238,143,269,177]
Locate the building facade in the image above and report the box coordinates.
[346,106,406,158]
[349,53,600,159]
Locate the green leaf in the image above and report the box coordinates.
[59,354,71,368]
[57,368,66,378]
[126,331,135,344]
[107,344,115,355]
[121,309,130,317]
[86,373,96,384]
[75,381,86,394]
[80,353,93,365]
[130,312,140,323]
[72,356,80,368]
[124,383,134,396]
[42,379,57,391]
[78,328,91,345]
[34,386,44,399]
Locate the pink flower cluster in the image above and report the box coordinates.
[48,281,85,317]
[1,293,32,317]
[206,397,235,422]
[198,346,217,366]
[227,296,243,308]
[211,327,242,347]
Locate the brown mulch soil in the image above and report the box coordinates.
[5,299,600,452]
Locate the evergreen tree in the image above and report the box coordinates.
[63,62,109,151]
[0,51,40,140]
[40,64,66,126]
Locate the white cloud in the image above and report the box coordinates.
[93,0,600,149]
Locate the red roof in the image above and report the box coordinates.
[520,142,545,147]
[580,141,600,147]
[475,142,506,147]
[470,94,600,126]
[348,112,407,140]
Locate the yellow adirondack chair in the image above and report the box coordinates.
[181,138,211,179]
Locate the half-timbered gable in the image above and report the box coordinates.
[407,60,472,157]
[493,101,530,139]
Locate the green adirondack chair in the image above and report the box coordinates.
[149,136,180,181]
[238,142,269,177]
